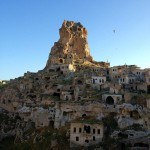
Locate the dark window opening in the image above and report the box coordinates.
[77,80,83,85]
[93,79,95,84]
[97,129,100,134]
[53,92,60,97]
[118,132,128,139]
[49,121,54,128]
[74,127,76,133]
[82,114,86,117]
[76,137,79,141]
[66,96,69,101]
[85,139,89,143]
[129,134,134,136]
[93,129,95,134]
[135,86,137,90]
[78,97,81,100]
[100,85,102,91]
[147,85,150,94]
[84,125,91,133]
[93,136,95,141]
[56,67,60,71]
[79,128,82,133]
[60,59,63,63]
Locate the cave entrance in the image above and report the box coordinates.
[85,139,89,143]
[77,80,83,85]
[118,132,128,139]
[82,114,86,117]
[53,92,60,97]
[106,96,114,105]
[57,67,60,71]
[60,59,63,63]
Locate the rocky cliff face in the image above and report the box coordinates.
[46,20,93,69]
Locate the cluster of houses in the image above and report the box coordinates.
[0,20,150,149]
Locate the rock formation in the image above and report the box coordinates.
[45,20,93,69]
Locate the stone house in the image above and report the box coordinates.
[60,91,73,101]
[31,107,49,128]
[132,68,144,80]
[60,64,76,74]
[91,76,106,90]
[91,76,106,85]
[18,106,31,122]
[102,94,122,105]
[118,74,136,84]
[109,83,122,94]
[70,120,103,147]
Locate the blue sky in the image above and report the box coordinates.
[0,0,150,80]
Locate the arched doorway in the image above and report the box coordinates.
[106,96,114,105]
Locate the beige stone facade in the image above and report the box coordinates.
[70,122,103,147]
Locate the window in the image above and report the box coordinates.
[76,137,79,141]
[93,129,95,134]
[93,136,95,141]
[84,125,91,133]
[97,129,100,134]
[74,127,76,133]
[79,128,82,133]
